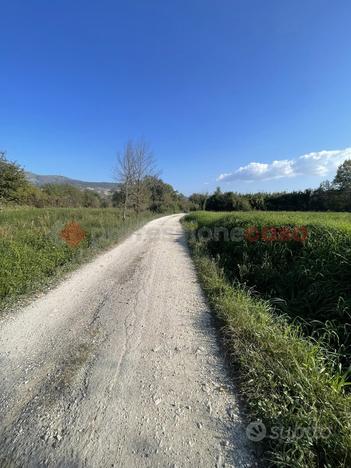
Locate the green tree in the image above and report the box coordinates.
[82,190,102,208]
[0,151,30,203]
[144,176,178,212]
[318,180,333,192]
[188,193,208,210]
[333,159,351,190]
[111,190,125,208]
[16,184,48,207]
[42,184,79,207]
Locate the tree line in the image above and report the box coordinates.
[0,148,189,213]
[188,160,351,212]
[0,151,108,208]
[3,146,351,213]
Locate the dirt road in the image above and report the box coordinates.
[0,214,255,467]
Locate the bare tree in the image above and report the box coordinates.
[132,140,157,215]
[115,141,136,221]
[115,139,157,219]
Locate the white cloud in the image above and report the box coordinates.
[217,147,351,182]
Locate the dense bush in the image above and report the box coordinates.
[41,184,103,208]
[205,188,252,211]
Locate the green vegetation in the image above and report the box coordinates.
[186,211,351,366]
[0,207,157,311]
[0,151,33,204]
[189,160,351,212]
[334,159,351,190]
[112,175,188,214]
[189,186,351,212]
[0,151,189,212]
[114,140,189,216]
[0,152,109,208]
[183,211,351,467]
[0,150,185,311]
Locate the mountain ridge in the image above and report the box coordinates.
[25,172,117,195]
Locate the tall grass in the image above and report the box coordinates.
[0,207,157,311]
[183,212,351,467]
[186,211,351,367]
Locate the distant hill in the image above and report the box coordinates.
[25,172,118,195]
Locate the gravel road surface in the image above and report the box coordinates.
[0,214,256,467]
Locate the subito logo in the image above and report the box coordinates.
[246,421,267,442]
[60,221,86,247]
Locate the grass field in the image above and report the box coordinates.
[0,207,157,311]
[183,211,351,467]
[186,211,351,365]
[188,210,351,231]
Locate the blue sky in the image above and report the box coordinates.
[1,0,351,195]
